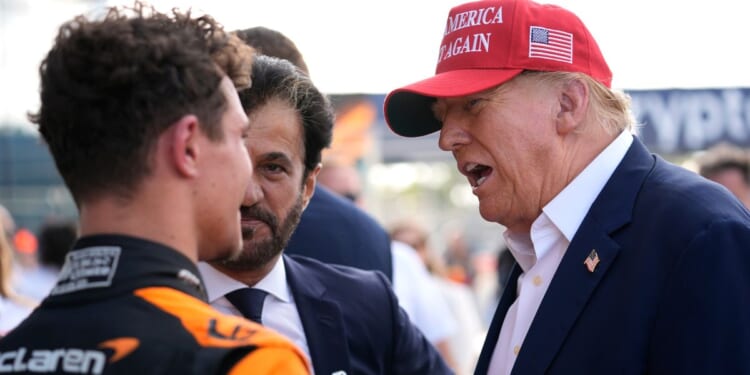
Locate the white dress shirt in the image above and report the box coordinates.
[487,131,633,374]
[198,257,313,372]
[391,240,457,344]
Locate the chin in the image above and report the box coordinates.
[199,237,242,263]
[478,204,503,225]
[227,239,244,261]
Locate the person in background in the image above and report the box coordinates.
[316,157,365,207]
[200,55,451,374]
[0,205,32,292]
[10,228,38,275]
[234,26,310,75]
[0,204,38,336]
[313,153,459,369]
[0,205,15,245]
[442,228,476,285]
[0,3,309,373]
[695,142,750,208]
[233,26,393,280]
[0,220,36,337]
[391,219,486,375]
[388,240,458,371]
[384,0,750,373]
[13,219,77,300]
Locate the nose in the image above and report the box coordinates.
[242,178,263,207]
[438,117,471,151]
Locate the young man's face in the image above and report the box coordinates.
[196,77,254,262]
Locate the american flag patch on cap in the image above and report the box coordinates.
[529,26,573,64]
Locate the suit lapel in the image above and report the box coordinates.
[284,255,351,375]
[475,264,522,375]
[510,137,655,374]
[512,230,620,373]
[472,138,654,374]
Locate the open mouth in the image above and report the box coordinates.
[464,162,492,189]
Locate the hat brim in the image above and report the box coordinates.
[384,68,524,137]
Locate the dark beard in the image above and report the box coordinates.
[217,194,304,272]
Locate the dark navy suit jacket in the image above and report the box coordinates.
[286,185,393,280]
[284,254,451,375]
[475,137,750,374]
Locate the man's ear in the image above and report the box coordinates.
[301,164,321,210]
[556,78,589,135]
[170,115,201,178]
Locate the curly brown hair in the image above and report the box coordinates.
[29,2,254,204]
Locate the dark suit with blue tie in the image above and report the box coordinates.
[475,137,750,374]
[286,185,393,280]
[284,254,451,375]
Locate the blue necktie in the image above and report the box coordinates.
[225,288,268,324]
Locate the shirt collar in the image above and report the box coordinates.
[544,130,633,241]
[198,256,291,304]
[49,234,207,301]
[503,131,633,271]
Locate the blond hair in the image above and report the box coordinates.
[0,222,11,298]
[521,71,637,134]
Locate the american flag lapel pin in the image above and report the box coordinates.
[584,249,600,273]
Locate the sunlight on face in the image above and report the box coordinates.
[220,98,312,271]
[197,77,253,262]
[435,76,564,232]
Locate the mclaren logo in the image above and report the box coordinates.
[97,338,139,363]
[0,338,139,374]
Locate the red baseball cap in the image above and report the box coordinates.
[384,0,612,137]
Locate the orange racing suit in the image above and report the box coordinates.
[0,234,309,374]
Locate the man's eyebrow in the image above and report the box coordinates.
[261,151,293,165]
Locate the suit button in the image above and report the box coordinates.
[533,275,542,286]
[513,345,521,355]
